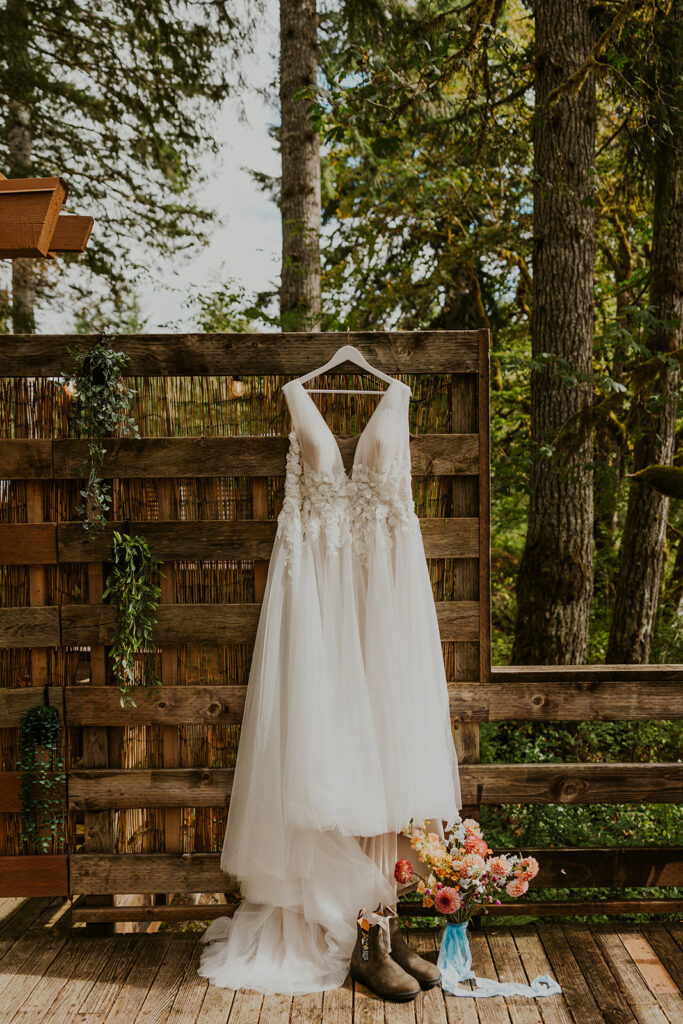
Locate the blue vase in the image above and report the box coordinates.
[437,920,475,983]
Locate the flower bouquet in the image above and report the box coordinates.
[393,815,559,998]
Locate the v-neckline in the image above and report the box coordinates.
[290,377,406,479]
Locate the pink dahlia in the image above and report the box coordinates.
[464,834,489,858]
[462,817,483,837]
[394,859,414,885]
[435,886,462,915]
[485,855,511,880]
[506,877,529,898]
[516,856,539,881]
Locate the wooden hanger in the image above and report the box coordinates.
[289,344,398,394]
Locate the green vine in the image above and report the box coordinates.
[102,530,166,709]
[17,703,66,853]
[62,333,139,540]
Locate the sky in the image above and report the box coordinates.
[138,9,281,332]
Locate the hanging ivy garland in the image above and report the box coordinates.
[62,332,139,540]
[102,529,166,709]
[17,698,66,853]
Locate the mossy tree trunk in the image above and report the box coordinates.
[512,0,596,665]
[279,0,321,331]
[606,0,682,663]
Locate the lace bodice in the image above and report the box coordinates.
[277,378,420,566]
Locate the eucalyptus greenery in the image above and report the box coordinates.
[62,333,139,540]
[17,703,66,853]
[102,530,166,709]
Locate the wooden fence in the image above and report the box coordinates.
[0,330,681,927]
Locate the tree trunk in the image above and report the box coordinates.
[279,0,321,330]
[606,0,682,664]
[6,0,36,333]
[512,0,596,664]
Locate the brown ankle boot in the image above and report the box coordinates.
[349,910,421,1002]
[388,914,441,989]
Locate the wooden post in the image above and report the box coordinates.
[157,480,182,917]
[27,482,48,689]
[82,555,115,936]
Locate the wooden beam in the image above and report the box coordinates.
[70,897,683,924]
[0,331,480,377]
[0,440,52,479]
[0,685,65,726]
[51,677,683,727]
[67,847,683,894]
[491,665,683,682]
[22,517,477,563]
[63,762,683,811]
[0,177,68,257]
[0,855,68,896]
[57,599,479,647]
[48,215,93,253]
[0,607,60,647]
[0,523,57,564]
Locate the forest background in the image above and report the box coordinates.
[1,0,681,910]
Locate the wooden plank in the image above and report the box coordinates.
[0,523,56,564]
[259,992,294,1024]
[536,925,606,1024]
[0,855,68,896]
[0,440,52,478]
[67,847,682,895]
[72,903,238,923]
[468,928,512,1024]
[0,771,65,812]
[0,176,67,257]
[58,599,480,645]
[50,678,683,726]
[640,927,683,990]
[450,679,683,722]
[619,932,680,996]
[0,434,480,480]
[478,328,492,687]
[80,934,173,1024]
[0,330,481,377]
[512,926,574,1024]
[157,476,182,916]
[591,927,670,1024]
[70,898,683,924]
[0,607,59,646]
[65,762,683,810]
[449,369,481,793]
[0,516,480,562]
[227,987,264,1024]
[195,964,236,1024]
[321,977,353,1024]
[291,990,323,1024]
[491,665,683,682]
[486,929,544,1024]
[25,935,122,1024]
[164,940,210,1024]
[0,685,65,727]
[82,550,115,936]
[0,899,66,990]
[562,923,638,1024]
[75,935,145,1021]
[7,933,109,1024]
[48,214,94,253]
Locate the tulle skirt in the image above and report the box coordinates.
[198,519,461,994]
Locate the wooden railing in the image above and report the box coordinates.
[0,331,681,924]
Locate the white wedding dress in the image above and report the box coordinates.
[198,377,462,995]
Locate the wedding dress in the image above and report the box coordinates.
[198,376,462,995]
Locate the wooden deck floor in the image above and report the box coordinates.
[0,897,681,1024]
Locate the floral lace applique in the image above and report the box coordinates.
[277,431,419,570]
